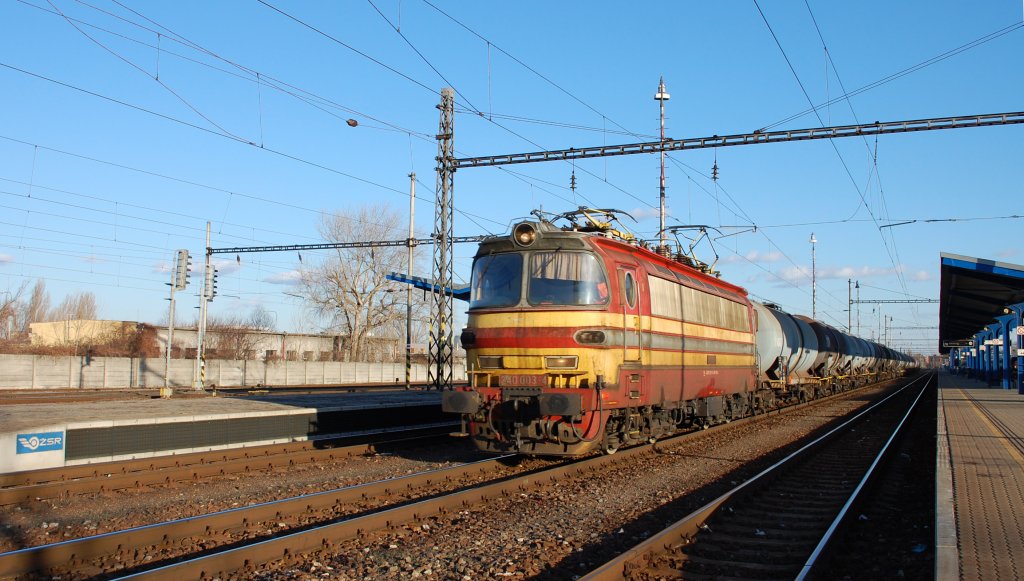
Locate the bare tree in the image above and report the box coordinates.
[17,279,50,335]
[205,306,276,360]
[297,204,424,361]
[248,305,276,331]
[49,291,99,321]
[1,282,28,340]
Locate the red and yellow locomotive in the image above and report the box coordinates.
[443,211,767,455]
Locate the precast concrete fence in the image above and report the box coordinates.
[0,354,466,389]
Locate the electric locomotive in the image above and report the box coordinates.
[442,209,912,456]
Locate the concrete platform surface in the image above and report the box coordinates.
[1,390,443,473]
[937,372,1024,580]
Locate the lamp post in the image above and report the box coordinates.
[810,233,817,319]
[855,280,861,335]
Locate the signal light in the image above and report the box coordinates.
[173,249,191,290]
[205,265,219,302]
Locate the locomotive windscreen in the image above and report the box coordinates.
[528,252,608,306]
[469,251,610,309]
[471,253,523,308]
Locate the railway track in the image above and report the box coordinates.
[583,371,933,580]
[0,377,898,579]
[0,423,456,505]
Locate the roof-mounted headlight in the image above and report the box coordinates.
[512,222,537,247]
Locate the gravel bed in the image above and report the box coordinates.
[0,440,483,554]
[252,387,893,580]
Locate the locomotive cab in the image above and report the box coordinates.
[443,220,628,454]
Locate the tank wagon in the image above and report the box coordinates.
[442,214,914,456]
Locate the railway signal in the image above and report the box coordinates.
[164,248,191,397]
[204,266,219,302]
[173,249,191,291]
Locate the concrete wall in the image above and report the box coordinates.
[0,354,466,389]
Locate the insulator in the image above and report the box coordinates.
[674,253,695,267]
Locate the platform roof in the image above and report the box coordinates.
[939,253,1024,352]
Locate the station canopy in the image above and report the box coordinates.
[939,252,1024,353]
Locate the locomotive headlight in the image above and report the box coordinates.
[544,356,578,369]
[477,356,503,369]
[512,222,537,247]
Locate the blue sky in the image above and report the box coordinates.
[1,1,1022,354]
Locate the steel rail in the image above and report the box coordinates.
[106,376,899,579]
[795,372,933,580]
[0,424,455,504]
[581,372,931,580]
[0,375,899,578]
[0,455,517,578]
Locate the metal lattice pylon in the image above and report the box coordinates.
[429,88,455,390]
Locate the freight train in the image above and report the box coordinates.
[441,210,915,456]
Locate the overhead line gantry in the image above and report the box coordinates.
[430,99,1023,389]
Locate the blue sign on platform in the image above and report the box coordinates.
[16,431,65,454]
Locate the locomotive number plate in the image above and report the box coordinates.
[499,374,547,387]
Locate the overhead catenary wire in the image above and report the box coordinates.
[753,0,911,305]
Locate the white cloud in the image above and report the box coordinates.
[211,257,241,275]
[911,270,932,281]
[752,264,903,287]
[724,250,783,264]
[82,255,105,264]
[264,270,301,285]
[0,253,13,265]
[996,248,1019,259]
[629,206,664,221]
[153,260,171,274]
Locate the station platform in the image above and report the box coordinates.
[0,389,444,474]
[937,371,1024,580]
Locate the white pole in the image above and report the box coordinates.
[655,77,670,249]
[165,252,177,392]
[406,172,416,390]
[195,222,211,390]
[810,232,818,319]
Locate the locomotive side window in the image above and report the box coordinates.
[649,276,750,331]
[470,253,523,308]
[527,252,609,306]
[623,271,637,308]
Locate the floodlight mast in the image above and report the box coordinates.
[655,77,670,251]
[429,104,1023,388]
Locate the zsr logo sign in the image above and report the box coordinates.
[16,432,64,454]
